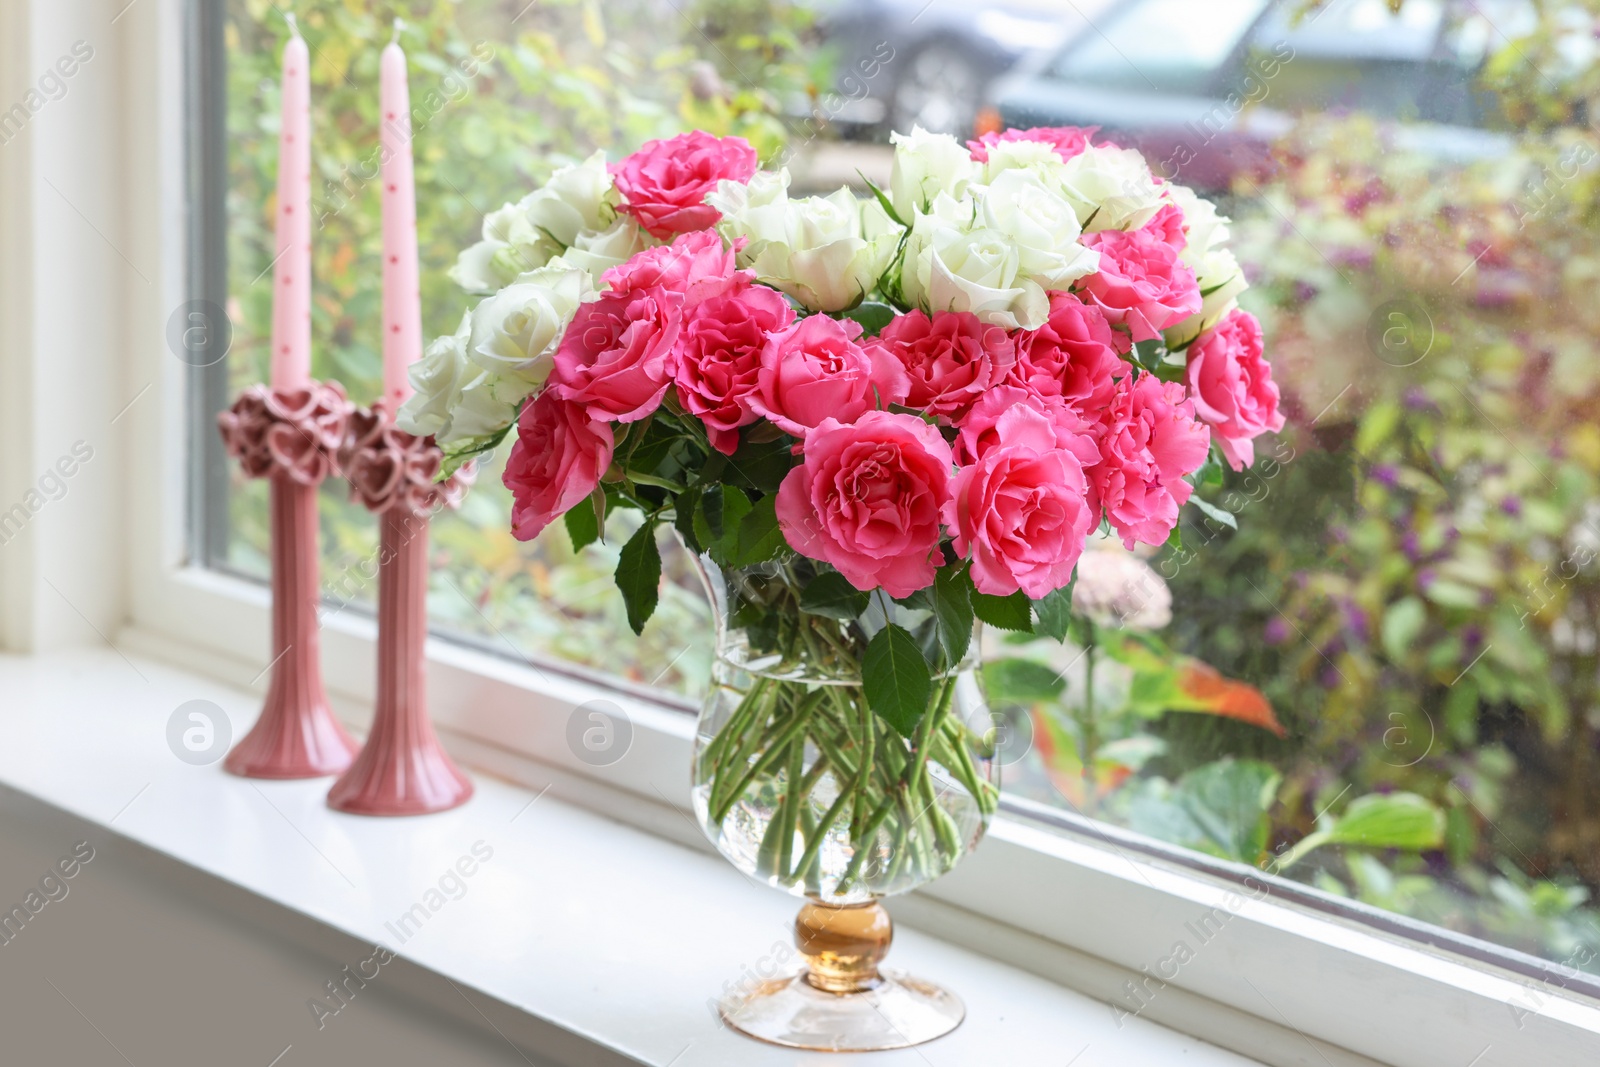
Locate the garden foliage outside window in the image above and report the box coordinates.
[207,0,1600,983]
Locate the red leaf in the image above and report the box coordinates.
[1176,662,1287,737]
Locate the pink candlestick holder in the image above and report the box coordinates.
[327,401,476,816]
[217,383,360,778]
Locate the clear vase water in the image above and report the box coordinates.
[688,550,999,1050]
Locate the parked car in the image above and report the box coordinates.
[984,0,1514,191]
[810,0,1115,138]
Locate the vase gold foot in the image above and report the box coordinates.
[719,971,964,1051]
[720,899,963,1050]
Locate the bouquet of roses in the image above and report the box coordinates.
[401,124,1283,897]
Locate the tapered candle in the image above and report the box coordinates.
[269,14,312,390]
[380,21,422,406]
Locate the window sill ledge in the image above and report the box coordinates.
[0,647,1264,1067]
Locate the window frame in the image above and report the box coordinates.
[104,1,1600,1064]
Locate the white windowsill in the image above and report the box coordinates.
[116,568,1600,1067]
[0,646,1265,1067]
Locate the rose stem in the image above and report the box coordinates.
[712,687,820,824]
[707,682,782,816]
[837,791,897,895]
[1078,627,1101,813]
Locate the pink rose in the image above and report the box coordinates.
[673,285,795,454]
[967,125,1098,163]
[611,131,758,239]
[776,411,954,598]
[1186,309,1284,471]
[1092,373,1211,548]
[551,287,680,423]
[1079,216,1202,343]
[603,230,747,309]
[954,385,1099,475]
[749,315,910,439]
[1007,292,1127,413]
[1140,201,1188,255]
[948,404,1094,599]
[504,389,614,541]
[866,309,1015,422]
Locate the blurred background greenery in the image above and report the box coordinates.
[218,0,1600,975]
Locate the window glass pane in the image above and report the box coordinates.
[994,0,1600,980]
[209,0,1600,984]
[218,0,822,695]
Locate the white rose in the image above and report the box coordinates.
[467,259,592,389]
[448,153,618,294]
[1162,184,1249,347]
[562,217,652,279]
[713,174,903,312]
[398,313,473,439]
[889,126,979,221]
[978,170,1100,290]
[397,325,521,447]
[446,370,521,443]
[517,150,617,248]
[449,202,562,293]
[903,193,1049,330]
[980,139,1069,186]
[1058,145,1166,233]
[707,169,795,249]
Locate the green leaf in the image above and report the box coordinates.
[1124,759,1281,865]
[694,484,753,565]
[615,520,662,636]
[981,657,1065,705]
[1132,338,1167,372]
[863,623,933,737]
[859,172,906,228]
[1031,584,1074,642]
[1323,793,1445,851]
[564,500,599,552]
[972,589,1033,632]
[674,485,703,554]
[926,565,974,668]
[1422,579,1480,610]
[800,571,870,620]
[841,301,896,338]
[1188,495,1238,530]
[1381,596,1426,661]
[734,494,786,566]
[724,433,797,494]
[439,420,514,477]
[1177,759,1281,864]
[1355,399,1401,455]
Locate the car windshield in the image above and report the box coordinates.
[1249,0,1475,125]
[1049,0,1272,94]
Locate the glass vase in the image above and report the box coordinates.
[689,551,1000,1050]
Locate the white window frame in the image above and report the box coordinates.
[4,1,1597,1064]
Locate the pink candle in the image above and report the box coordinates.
[269,15,312,391]
[379,22,422,406]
